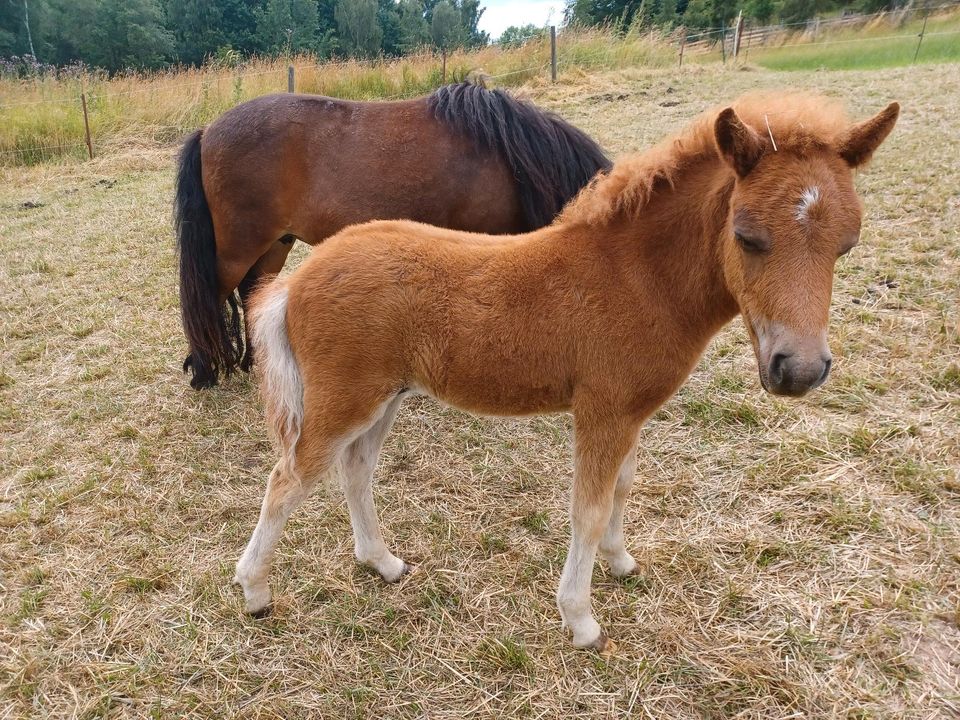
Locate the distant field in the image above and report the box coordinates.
[747,11,960,70]
[1,64,958,718]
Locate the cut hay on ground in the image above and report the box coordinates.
[1,63,958,718]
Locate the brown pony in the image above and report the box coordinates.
[233,94,899,651]
[174,83,610,389]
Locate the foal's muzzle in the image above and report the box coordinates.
[752,321,832,397]
[765,351,832,397]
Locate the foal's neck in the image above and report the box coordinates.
[597,155,740,345]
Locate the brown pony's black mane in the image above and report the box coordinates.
[429,83,611,230]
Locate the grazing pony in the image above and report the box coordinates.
[174,83,610,389]
[234,94,899,651]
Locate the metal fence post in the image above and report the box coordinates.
[913,12,928,64]
[550,25,557,82]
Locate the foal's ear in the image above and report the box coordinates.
[836,102,900,168]
[715,107,765,178]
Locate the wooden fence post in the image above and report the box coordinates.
[550,25,557,82]
[442,49,447,84]
[80,87,93,160]
[733,11,744,58]
[913,12,928,64]
[288,65,294,92]
[678,33,686,69]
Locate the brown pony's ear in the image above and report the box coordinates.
[715,107,765,178]
[836,102,900,168]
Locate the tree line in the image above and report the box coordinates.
[0,0,488,73]
[564,0,915,31]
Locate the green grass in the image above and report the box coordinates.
[747,12,960,71]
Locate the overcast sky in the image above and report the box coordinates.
[478,0,567,42]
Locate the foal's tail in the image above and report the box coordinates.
[175,129,243,389]
[249,278,303,472]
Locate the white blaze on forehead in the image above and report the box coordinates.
[796,186,821,222]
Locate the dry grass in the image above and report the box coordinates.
[0,27,673,166]
[1,63,959,718]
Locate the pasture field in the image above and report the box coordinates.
[2,64,959,718]
[744,10,960,71]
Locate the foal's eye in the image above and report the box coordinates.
[735,232,767,254]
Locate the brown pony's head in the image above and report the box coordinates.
[714,100,899,396]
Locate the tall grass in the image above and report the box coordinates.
[0,28,673,166]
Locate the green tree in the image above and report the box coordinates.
[397,0,428,51]
[742,0,775,23]
[84,0,173,71]
[334,0,382,57]
[164,0,224,65]
[430,0,460,50]
[377,0,402,55]
[256,0,319,54]
[682,0,725,30]
[657,0,677,28]
[498,23,543,47]
[456,0,486,47]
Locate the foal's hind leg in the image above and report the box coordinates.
[599,444,640,577]
[235,391,402,614]
[233,456,328,616]
[238,237,295,373]
[340,394,409,582]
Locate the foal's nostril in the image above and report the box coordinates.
[818,357,832,385]
[770,352,789,385]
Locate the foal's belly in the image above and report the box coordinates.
[411,370,573,418]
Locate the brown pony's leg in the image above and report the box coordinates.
[237,237,295,373]
[558,409,639,652]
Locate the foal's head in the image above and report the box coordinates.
[713,98,899,396]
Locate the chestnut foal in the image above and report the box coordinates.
[234,94,899,651]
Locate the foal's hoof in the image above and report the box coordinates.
[248,604,273,619]
[589,631,617,656]
[384,561,412,584]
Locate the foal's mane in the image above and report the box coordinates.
[429,83,612,230]
[559,93,853,226]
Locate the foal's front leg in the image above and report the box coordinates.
[558,414,639,651]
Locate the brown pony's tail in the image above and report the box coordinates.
[175,129,243,389]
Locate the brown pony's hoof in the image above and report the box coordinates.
[248,604,273,619]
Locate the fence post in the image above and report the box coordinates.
[733,11,744,58]
[678,33,686,69]
[721,26,727,63]
[913,12,928,64]
[550,25,557,82]
[288,65,295,92]
[442,49,447,84]
[80,88,93,160]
